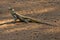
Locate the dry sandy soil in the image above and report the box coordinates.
[0,0,60,40]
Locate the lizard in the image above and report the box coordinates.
[8,7,56,26]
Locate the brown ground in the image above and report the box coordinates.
[0,0,60,40]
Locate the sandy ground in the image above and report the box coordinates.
[0,0,60,40]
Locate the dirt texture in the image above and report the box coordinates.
[0,0,60,40]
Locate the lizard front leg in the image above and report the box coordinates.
[12,14,18,23]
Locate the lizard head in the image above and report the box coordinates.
[8,7,15,11]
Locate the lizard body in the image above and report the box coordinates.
[8,7,55,26]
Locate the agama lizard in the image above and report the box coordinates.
[8,7,56,26]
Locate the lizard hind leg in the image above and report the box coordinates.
[23,18,33,23]
[18,18,29,23]
[23,19,29,23]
